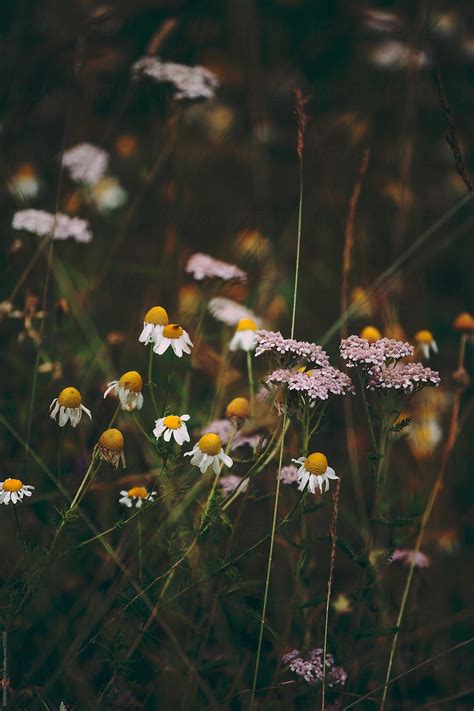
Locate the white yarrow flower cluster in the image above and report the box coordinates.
[12,209,92,243]
[62,143,109,186]
[133,57,218,100]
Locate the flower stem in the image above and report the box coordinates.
[69,457,97,511]
[147,344,160,417]
[321,479,340,710]
[247,350,255,417]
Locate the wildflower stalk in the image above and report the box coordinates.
[147,344,160,417]
[247,350,255,416]
[137,515,143,581]
[321,479,340,710]
[69,457,99,511]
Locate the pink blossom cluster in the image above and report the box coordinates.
[340,335,413,372]
[368,362,440,393]
[390,548,430,568]
[283,648,347,687]
[133,57,218,100]
[12,209,92,243]
[280,464,298,484]
[208,297,260,326]
[219,474,248,497]
[267,366,353,401]
[186,253,247,282]
[62,143,109,185]
[255,330,329,367]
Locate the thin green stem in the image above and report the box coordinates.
[290,156,304,339]
[147,344,160,417]
[138,515,143,581]
[69,458,97,511]
[358,372,377,453]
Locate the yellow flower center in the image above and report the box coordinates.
[119,371,142,392]
[236,318,257,332]
[163,415,182,429]
[415,329,433,345]
[304,452,328,475]
[58,387,81,408]
[3,478,23,492]
[360,326,382,343]
[226,397,250,419]
[163,324,183,339]
[16,163,35,177]
[144,306,169,326]
[198,433,222,455]
[453,312,474,332]
[99,428,124,452]
[127,486,148,499]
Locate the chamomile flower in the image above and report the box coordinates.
[415,330,438,359]
[153,414,190,445]
[229,318,258,352]
[292,452,339,494]
[0,478,34,505]
[360,325,382,343]
[104,371,144,411]
[225,397,251,421]
[94,429,126,469]
[119,486,156,508]
[184,433,233,474]
[153,323,193,357]
[50,387,92,428]
[139,306,169,346]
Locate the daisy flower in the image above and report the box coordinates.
[229,318,258,352]
[9,163,40,200]
[225,397,251,421]
[0,478,34,505]
[103,370,144,411]
[292,452,339,494]
[50,387,92,427]
[359,325,382,343]
[414,329,438,359]
[153,414,190,445]
[184,433,233,474]
[139,306,169,346]
[94,429,126,469]
[119,486,156,508]
[153,323,193,357]
[452,312,474,333]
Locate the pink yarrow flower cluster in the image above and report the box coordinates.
[283,648,347,687]
[133,57,218,100]
[368,362,440,393]
[62,143,109,186]
[267,367,353,401]
[340,335,413,372]
[12,209,92,243]
[280,464,298,484]
[255,330,329,367]
[186,253,247,282]
[390,549,430,568]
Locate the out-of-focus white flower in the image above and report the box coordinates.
[153,323,193,358]
[119,486,155,508]
[0,478,34,505]
[92,177,127,212]
[229,318,258,352]
[103,371,144,411]
[12,209,92,243]
[50,387,92,427]
[133,57,218,100]
[414,329,438,359]
[62,143,109,186]
[208,297,260,327]
[186,253,246,282]
[390,549,430,568]
[407,418,442,460]
[368,41,430,70]
[139,306,169,346]
[184,433,233,474]
[8,163,40,200]
[292,452,338,494]
[153,414,190,445]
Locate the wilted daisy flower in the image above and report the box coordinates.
[208,297,260,327]
[103,371,144,411]
[184,433,233,474]
[255,330,329,367]
[186,253,247,282]
[12,209,92,243]
[62,143,109,186]
[94,428,125,468]
[292,452,339,494]
[368,362,440,393]
[0,478,34,505]
[139,305,169,346]
[133,57,218,100]
[50,387,92,427]
[360,325,382,343]
[153,414,190,445]
[415,330,438,359]
[229,318,258,352]
[119,486,156,508]
[9,163,40,200]
[92,177,127,212]
[280,464,298,484]
[153,323,193,357]
[452,312,474,333]
[390,549,430,568]
[407,418,442,460]
[219,474,248,497]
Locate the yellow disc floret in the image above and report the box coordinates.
[304,452,328,475]
[144,306,169,326]
[3,478,23,492]
[415,330,434,345]
[99,428,124,452]
[226,397,251,419]
[197,433,222,455]
[128,486,148,499]
[119,371,143,392]
[236,318,257,332]
[453,312,474,332]
[163,324,183,339]
[360,326,382,343]
[163,415,182,429]
[58,387,82,409]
